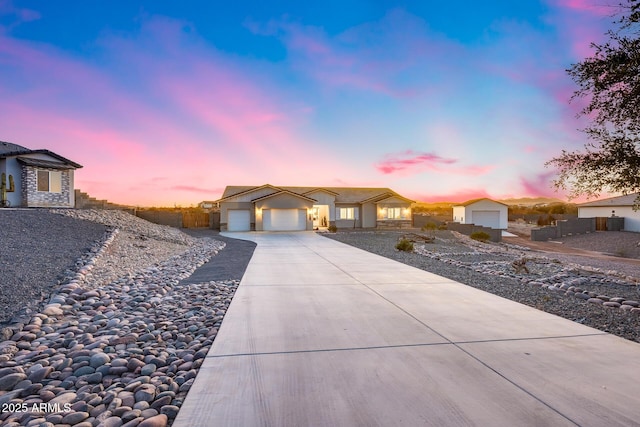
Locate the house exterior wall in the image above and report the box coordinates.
[254,193,313,231]
[2,157,22,207]
[361,203,377,228]
[579,206,640,232]
[335,203,361,228]
[220,201,254,231]
[305,191,336,222]
[374,202,412,228]
[21,165,74,208]
[452,206,466,223]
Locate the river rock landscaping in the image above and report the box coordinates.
[0,209,235,427]
[324,230,640,344]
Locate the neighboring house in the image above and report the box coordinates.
[452,198,508,229]
[198,201,217,210]
[578,193,640,232]
[215,184,414,231]
[0,141,82,208]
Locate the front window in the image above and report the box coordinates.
[37,170,62,193]
[339,207,355,219]
[387,207,402,219]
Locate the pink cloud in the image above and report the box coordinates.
[520,171,564,198]
[551,0,621,16]
[376,150,457,175]
[375,150,495,178]
[0,17,356,206]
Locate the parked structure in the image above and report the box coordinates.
[215,184,414,231]
[452,198,508,229]
[578,193,639,232]
[0,141,82,208]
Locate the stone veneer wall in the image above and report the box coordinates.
[21,165,73,207]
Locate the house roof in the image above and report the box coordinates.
[218,185,414,204]
[0,141,29,154]
[0,141,82,169]
[578,193,640,207]
[16,157,78,170]
[252,190,317,203]
[454,198,508,207]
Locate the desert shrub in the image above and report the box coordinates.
[327,224,337,233]
[470,231,490,242]
[438,223,448,230]
[536,214,556,226]
[421,222,437,232]
[395,238,414,252]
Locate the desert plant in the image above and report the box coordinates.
[395,238,414,252]
[421,222,437,238]
[327,224,337,233]
[470,231,490,242]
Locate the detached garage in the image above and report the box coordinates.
[453,198,508,229]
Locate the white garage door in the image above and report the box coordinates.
[227,210,250,231]
[263,209,306,231]
[472,210,500,229]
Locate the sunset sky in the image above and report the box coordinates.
[0,1,620,206]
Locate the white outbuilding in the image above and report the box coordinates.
[578,193,640,232]
[453,198,509,229]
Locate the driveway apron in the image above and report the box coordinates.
[174,232,640,427]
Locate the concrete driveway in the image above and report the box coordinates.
[174,232,640,427]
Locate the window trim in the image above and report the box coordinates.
[36,169,62,193]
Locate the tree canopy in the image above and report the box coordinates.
[547,1,640,201]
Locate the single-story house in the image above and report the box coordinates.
[198,201,217,210]
[0,141,82,208]
[452,198,508,229]
[215,184,415,231]
[578,193,640,232]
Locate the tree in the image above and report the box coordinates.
[547,1,640,202]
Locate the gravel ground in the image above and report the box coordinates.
[0,210,108,323]
[0,209,230,427]
[323,230,640,344]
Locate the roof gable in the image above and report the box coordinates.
[454,198,508,207]
[217,184,412,204]
[302,188,340,196]
[0,142,82,168]
[0,141,29,154]
[218,184,284,202]
[252,190,316,203]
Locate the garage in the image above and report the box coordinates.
[227,210,250,231]
[263,209,306,231]
[472,210,501,229]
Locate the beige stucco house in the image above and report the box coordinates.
[0,141,82,208]
[453,198,509,229]
[215,184,414,231]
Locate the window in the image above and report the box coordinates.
[338,207,355,219]
[387,207,402,219]
[37,170,62,193]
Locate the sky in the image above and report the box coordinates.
[0,0,623,206]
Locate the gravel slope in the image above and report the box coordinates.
[0,210,108,323]
[323,230,640,344]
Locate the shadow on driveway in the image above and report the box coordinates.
[180,229,256,283]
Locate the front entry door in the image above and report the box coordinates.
[312,207,320,228]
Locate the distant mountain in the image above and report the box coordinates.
[498,197,566,206]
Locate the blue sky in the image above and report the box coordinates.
[0,0,618,206]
